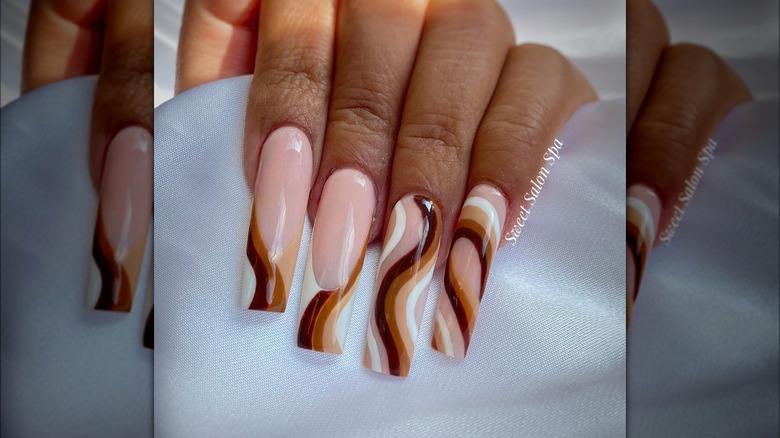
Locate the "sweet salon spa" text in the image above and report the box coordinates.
[659,138,718,245]
[504,138,563,245]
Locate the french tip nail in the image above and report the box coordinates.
[88,126,152,312]
[296,169,374,355]
[364,194,442,377]
[243,126,312,312]
[431,184,506,360]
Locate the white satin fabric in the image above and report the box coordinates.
[629,99,780,436]
[1,77,153,437]
[153,76,627,437]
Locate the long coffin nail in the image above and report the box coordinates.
[364,195,442,377]
[87,126,153,312]
[432,184,506,359]
[626,184,662,322]
[242,127,313,312]
[297,169,375,353]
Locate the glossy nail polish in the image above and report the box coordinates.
[297,169,375,353]
[626,184,662,322]
[87,126,152,312]
[432,184,506,359]
[242,127,313,312]
[364,195,442,377]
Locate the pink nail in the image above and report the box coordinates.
[242,126,313,312]
[431,184,507,358]
[87,126,153,312]
[297,169,376,353]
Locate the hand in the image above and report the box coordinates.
[177,0,596,376]
[22,0,154,324]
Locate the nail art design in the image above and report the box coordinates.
[432,185,506,359]
[143,268,154,349]
[626,184,662,304]
[87,127,153,312]
[297,169,375,353]
[364,195,442,377]
[242,127,313,312]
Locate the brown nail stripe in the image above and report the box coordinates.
[627,199,655,300]
[143,307,154,349]
[297,244,367,353]
[432,193,501,359]
[245,208,302,312]
[364,196,442,377]
[91,210,148,312]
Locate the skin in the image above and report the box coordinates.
[626,0,751,326]
[22,0,153,188]
[177,0,598,262]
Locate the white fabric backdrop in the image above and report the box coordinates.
[153,76,626,437]
[1,77,153,437]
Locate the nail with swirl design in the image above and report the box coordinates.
[364,195,442,377]
[241,127,313,312]
[432,184,506,359]
[626,184,661,326]
[297,169,375,353]
[87,127,152,312]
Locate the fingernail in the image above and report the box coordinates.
[297,169,375,353]
[626,184,662,305]
[242,126,313,312]
[364,195,442,377]
[87,126,152,312]
[143,269,153,349]
[431,184,506,359]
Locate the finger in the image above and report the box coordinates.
[176,0,259,94]
[364,0,514,377]
[241,0,336,313]
[626,43,751,319]
[627,0,669,129]
[296,0,428,354]
[431,44,597,358]
[86,0,153,313]
[21,0,106,93]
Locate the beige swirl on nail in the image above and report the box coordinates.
[432,184,506,359]
[364,195,442,377]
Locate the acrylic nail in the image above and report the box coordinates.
[364,195,442,377]
[242,126,313,312]
[297,169,375,353]
[431,184,506,359]
[626,183,662,321]
[87,126,153,312]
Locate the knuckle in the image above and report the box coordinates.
[261,44,330,96]
[666,43,722,68]
[479,108,548,162]
[430,0,514,45]
[398,111,466,158]
[509,43,567,68]
[329,82,396,136]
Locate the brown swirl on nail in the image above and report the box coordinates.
[91,209,148,312]
[432,186,504,359]
[244,207,302,312]
[364,195,442,377]
[297,244,368,353]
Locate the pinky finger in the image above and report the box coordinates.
[431,44,597,358]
